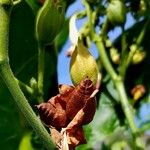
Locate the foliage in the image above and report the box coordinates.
[0,0,150,150]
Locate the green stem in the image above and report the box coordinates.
[0,4,54,150]
[119,46,136,78]
[136,20,149,46]
[82,0,95,38]
[119,20,149,78]
[37,43,45,102]
[82,0,145,147]
[115,81,145,149]
[94,32,145,150]
[0,62,54,149]
[15,78,34,95]
[100,18,109,38]
[94,35,118,81]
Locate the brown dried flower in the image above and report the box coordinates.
[36,77,98,149]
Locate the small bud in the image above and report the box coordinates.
[70,42,98,86]
[132,50,146,64]
[110,47,120,64]
[105,39,112,48]
[130,44,137,52]
[131,85,146,101]
[107,0,126,26]
[35,0,65,45]
[30,77,38,89]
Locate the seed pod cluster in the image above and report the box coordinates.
[35,0,65,45]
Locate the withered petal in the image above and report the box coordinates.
[36,96,68,129]
[66,126,86,147]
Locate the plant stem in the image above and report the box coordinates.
[136,20,149,46]
[38,43,45,102]
[94,33,145,149]
[115,81,145,149]
[0,4,54,150]
[119,20,149,78]
[0,62,55,149]
[94,36,118,81]
[15,78,34,95]
[95,35,145,149]
[83,0,95,38]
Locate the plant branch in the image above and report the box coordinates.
[136,20,149,46]
[82,0,95,38]
[15,78,34,95]
[0,4,54,150]
[94,35,118,81]
[0,62,55,149]
[115,81,145,149]
[92,14,145,149]
[119,20,149,78]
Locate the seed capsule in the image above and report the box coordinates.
[70,42,98,86]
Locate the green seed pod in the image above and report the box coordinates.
[70,42,98,86]
[107,0,126,26]
[35,0,65,45]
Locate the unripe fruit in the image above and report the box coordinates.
[107,0,126,26]
[70,42,98,86]
[35,0,65,45]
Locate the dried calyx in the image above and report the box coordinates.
[36,77,98,149]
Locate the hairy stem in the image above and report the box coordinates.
[0,62,54,149]
[0,3,54,150]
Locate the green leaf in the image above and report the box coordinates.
[91,93,120,139]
